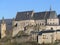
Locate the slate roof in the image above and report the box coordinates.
[40,30,55,33]
[33,11,49,20]
[15,11,33,21]
[34,11,57,20]
[15,11,58,21]
[38,30,55,35]
[56,30,60,31]
[31,30,55,35]
[49,11,57,19]
[38,29,60,35]
[58,14,60,19]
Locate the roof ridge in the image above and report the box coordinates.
[17,10,33,13]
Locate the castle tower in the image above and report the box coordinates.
[1,17,6,38]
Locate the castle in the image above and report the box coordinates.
[0,7,60,44]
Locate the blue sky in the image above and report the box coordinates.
[0,0,60,19]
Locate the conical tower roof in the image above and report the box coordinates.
[2,17,5,24]
[49,6,58,19]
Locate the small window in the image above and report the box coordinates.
[51,27,53,30]
[40,23,41,25]
[14,23,17,27]
[42,23,44,25]
[50,23,52,25]
[43,35,46,39]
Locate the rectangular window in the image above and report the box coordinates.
[43,35,48,39]
[43,35,46,39]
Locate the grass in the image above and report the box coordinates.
[0,40,40,45]
[0,39,60,45]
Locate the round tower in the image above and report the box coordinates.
[1,17,6,38]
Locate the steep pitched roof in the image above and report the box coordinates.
[33,12,47,20]
[15,11,58,21]
[15,11,33,21]
[33,11,57,20]
[49,11,57,19]
[38,30,55,35]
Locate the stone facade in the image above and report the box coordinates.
[12,20,35,36]
[46,26,60,30]
[11,10,60,44]
[38,30,60,44]
[1,17,6,38]
[38,33,54,44]
[47,19,59,25]
[12,10,60,37]
[0,9,60,44]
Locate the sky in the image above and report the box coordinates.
[0,0,60,19]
